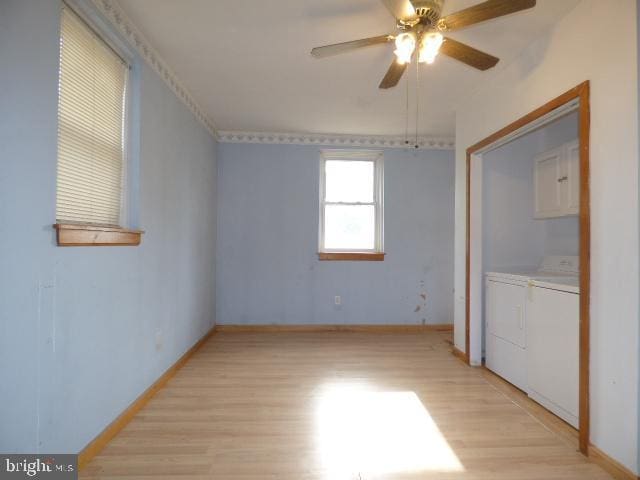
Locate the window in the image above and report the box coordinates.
[319,150,384,260]
[56,5,128,228]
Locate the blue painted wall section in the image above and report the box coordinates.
[0,0,217,453]
[216,143,455,326]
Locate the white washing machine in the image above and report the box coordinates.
[485,256,579,396]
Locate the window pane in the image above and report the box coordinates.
[324,205,375,250]
[325,160,374,203]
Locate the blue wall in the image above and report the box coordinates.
[0,0,217,453]
[216,143,455,326]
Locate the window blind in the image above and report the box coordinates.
[56,5,128,226]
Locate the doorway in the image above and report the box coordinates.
[464,82,590,454]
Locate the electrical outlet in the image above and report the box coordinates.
[334,295,341,305]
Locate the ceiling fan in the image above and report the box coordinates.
[311,0,537,89]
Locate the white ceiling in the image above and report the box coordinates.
[116,0,580,137]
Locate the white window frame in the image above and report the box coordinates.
[318,150,384,253]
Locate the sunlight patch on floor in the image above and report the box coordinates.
[315,382,464,479]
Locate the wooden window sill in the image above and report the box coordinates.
[318,252,385,261]
[54,223,144,247]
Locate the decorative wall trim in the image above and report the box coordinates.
[217,131,456,150]
[91,0,217,137]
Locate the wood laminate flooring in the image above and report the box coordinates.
[82,330,612,480]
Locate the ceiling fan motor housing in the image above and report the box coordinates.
[413,0,444,26]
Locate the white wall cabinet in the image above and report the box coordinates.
[533,140,579,218]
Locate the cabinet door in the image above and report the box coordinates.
[533,146,564,218]
[486,280,526,348]
[564,140,580,215]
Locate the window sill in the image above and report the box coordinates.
[54,223,144,247]
[318,252,385,261]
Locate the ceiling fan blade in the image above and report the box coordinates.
[379,59,408,89]
[380,0,417,22]
[438,0,536,31]
[440,37,499,71]
[311,35,393,58]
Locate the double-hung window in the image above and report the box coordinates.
[55,4,141,245]
[55,5,141,245]
[319,150,384,260]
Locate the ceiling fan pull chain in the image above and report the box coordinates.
[415,59,419,149]
[405,68,409,146]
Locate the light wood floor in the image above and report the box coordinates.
[82,331,613,480]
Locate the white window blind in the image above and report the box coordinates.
[56,5,128,226]
[319,151,384,252]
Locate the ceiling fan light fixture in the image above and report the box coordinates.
[312,0,535,88]
[418,32,444,64]
[394,32,416,64]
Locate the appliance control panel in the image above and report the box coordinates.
[539,256,579,275]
